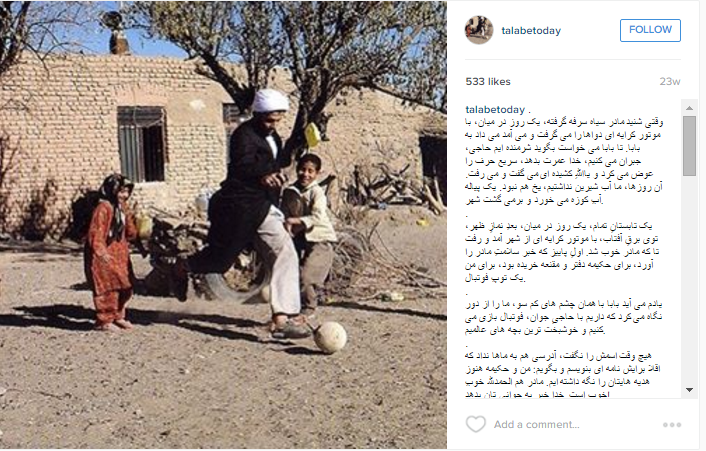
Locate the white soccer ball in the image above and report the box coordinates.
[314,321,347,354]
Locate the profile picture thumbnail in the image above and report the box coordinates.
[465,16,493,44]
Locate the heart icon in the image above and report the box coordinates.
[466,415,486,432]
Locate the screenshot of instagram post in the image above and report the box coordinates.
[0,2,448,448]
[448,1,700,450]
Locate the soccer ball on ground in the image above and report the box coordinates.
[314,321,347,354]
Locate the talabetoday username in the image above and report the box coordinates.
[502,26,561,36]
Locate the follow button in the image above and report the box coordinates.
[620,19,681,42]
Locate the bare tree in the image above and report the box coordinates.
[0,1,98,79]
[128,1,446,157]
[0,1,97,237]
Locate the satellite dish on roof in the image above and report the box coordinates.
[101,11,130,55]
[101,11,124,31]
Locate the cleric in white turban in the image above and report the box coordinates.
[182,86,311,340]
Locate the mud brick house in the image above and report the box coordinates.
[0,54,445,239]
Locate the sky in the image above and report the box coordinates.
[77,1,187,58]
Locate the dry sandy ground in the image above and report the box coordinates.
[0,208,446,449]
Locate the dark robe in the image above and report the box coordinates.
[188,118,292,273]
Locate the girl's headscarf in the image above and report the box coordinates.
[99,173,134,243]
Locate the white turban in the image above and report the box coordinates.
[252,89,289,113]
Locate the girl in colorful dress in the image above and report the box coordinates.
[84,174,138,331]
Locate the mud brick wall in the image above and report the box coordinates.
[316,92,442,208]
[0,54,443,238]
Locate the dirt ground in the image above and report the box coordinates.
[0,207,446,449]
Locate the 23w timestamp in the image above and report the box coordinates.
[660,77,681,86]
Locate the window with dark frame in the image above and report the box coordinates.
[117,106,166,183]
[419,135,448,205]
[223,103,249,164]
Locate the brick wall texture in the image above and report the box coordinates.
[0,54,444,238]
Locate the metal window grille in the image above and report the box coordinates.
[117,106,166,182]
[223,103,245,124]
[419,135,448,205]
[223,104,249,164]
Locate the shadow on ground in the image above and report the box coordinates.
[0,304,268,343]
